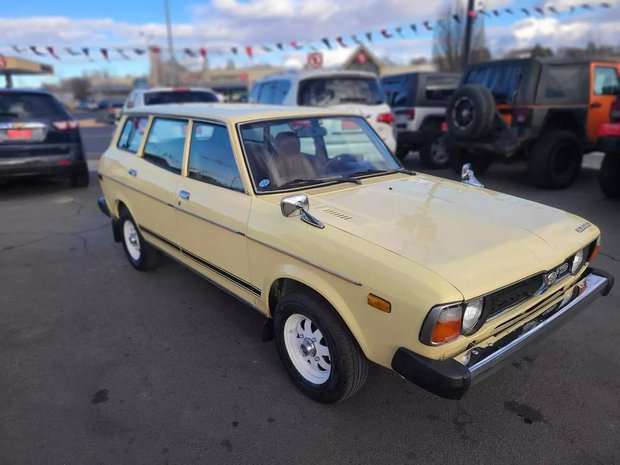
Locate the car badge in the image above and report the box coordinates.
[544,271,558,287]
[558,263,569,274]
[575,222,591,233]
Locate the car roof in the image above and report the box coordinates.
[467,57,620,69]
[381,71,460,80]
[124,103,358,124]
[258,69,378,82]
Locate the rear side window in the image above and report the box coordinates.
[188,122,243,192]
[117,116,148,153]
[143,118,187,174]
[298,77,385,106]
[381,75,413,107]
[248,84,261,103]
[538,64,589,103]
[593,66,620,95]
[143,91,218,105]
[464,64,524,103]
[424,76,460,102]
[0,93,67,119]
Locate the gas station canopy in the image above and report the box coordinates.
[0,55,54,87]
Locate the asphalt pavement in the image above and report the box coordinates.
[0,131,618,465]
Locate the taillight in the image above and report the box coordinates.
[403,109,415,120]
[53,120,79,130]
[377,112,395,125]
[611,98,620,122]
[440,121,449,132]
[514,107,533,125]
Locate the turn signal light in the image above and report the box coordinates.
[53,120,79,130]
[367,294,391,313]
[431,305,462,344]
[589,237,601,262]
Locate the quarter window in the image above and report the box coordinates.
[143,118,187,174]
[593,67,620,95]
[117,116,148,153]
[188,122,243,192]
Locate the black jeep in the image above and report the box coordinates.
[445,58,620,189]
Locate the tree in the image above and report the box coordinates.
[530,43,554,59]
[432,0,490,72]
[65,78,90,101]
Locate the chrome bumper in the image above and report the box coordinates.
[391,269,613,399]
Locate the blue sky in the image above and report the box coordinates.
[1,0,619,87]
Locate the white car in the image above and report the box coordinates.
[249,70,397,153]
[122,87,219,114]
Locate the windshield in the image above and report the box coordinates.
[297,78,385,106]
[239,116,400,193]
[464,64,523,103]
[0,93,67,119]
[144,91,218,105]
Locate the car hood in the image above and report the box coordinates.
[307,175,598,298]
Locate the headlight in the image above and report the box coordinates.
[571,247,586,275]
[462,297,484,334]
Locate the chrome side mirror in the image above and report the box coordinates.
[461,163,484,188]
[280,194,324,229]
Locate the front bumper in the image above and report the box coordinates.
[392,269,614,399]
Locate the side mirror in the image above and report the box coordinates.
[280,194,324,229]
[461,163,484,188]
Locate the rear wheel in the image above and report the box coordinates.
[527,131,582,189]
[119,208,161,271]
[274,291,368,403]
[600,152,620,198]
[420,132,450,169]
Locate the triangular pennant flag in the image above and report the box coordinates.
[231,47,238,55]
[505,8,513,14]
[570,5,577,13]
[322,38,331,49]
[65,47,82,56]
[101,48,109,60]
[381,29,393,38]
[410,24,417,34]
[276,43,284,50]
[336,36,347,48]
[245,46,253,58]
[395,27,403,37]
[149,45,162,54]
[262,46,272,52]
[548,6,559,14]
[453,14,461,23]
[199,48,208,60]
[365,32,373,42]
[493,9,500,16]
[478,9,491,16]
[601,2,612,8]
[423,21,433,31]
[184,48,196,57]
[30,46,45,56]
[46,47,60,60]
[351,34,362,45]
[82,47,91,59]
[582,4,593,10]
[118,48,131,60]
[12,45,27,53]
[534,7,545,15]
[134,48,146,55]
[521,7,531,16]
[290,41,302,50]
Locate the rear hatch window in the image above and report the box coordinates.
[0,93,68,144]
[143,91,218,105]
[298,77,385,106]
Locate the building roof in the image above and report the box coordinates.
[125,103,356,124]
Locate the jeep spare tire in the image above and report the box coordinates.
[447,84,495,141]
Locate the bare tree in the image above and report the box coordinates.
[64,78,91,101]
[432,0,490,72]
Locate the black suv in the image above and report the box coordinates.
[0,89,89,187]
[445,58,620,188]
[381,72,460,168]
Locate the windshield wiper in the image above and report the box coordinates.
[276,178,326,189]
[350,168,416,178]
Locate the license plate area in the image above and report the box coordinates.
[7,129,33,140]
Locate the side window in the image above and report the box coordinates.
[258,81,275,104]
[188,122,243,192]
[272,80,291,104]
[117,116,148,153]
[248,84,261,103]
[593,67,620,95]
[143,118,187,174]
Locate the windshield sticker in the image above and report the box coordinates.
[258,179,271,188]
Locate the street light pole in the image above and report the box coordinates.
[462,0,475,70]
[163,0,178,85]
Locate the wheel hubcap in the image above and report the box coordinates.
[453,97,475,130]
[430,136,449,163]
[123,220,141,261]
[283,313,331,384]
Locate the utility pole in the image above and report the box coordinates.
[163,0,178,85]
[462,0,475,70]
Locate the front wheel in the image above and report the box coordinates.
[600,152,620,198]
[274,292,368,403]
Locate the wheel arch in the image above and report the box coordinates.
[542,109,587,141]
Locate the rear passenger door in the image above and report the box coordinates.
[131,117,186,248]
[175,121,257,302]
[589,63,620,142]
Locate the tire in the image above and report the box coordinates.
[527,131,583,189]
[600,152,620,198]
[274,291,368,403]
[449,147,493,175]
[70,164,90,188]
[420,132,450,169]
[446,85,495,141]
[119,208,161,271]
[395,145,410,160]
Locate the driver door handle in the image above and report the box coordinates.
[179,190,191,200]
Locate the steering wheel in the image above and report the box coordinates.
[321,153,358,175]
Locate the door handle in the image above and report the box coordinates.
[128,169,137,177]
[590,102,602,109]
[179,190,191,200]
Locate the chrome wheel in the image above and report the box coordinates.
[429,135,449,165]
[123,220,141,261]
[283,313,331,384]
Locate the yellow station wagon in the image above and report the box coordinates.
[97,104,614,403]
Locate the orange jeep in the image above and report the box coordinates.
[445,58,620,189]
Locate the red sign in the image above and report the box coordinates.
[239,72,249,81]
[0,54,7,68]
[307,52,323,69]
[355,52,368,65]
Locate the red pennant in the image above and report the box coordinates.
[199,48,208,60]
[290,41,302,50]
[336,36,347,48]
[467,9,477,18]
[423,21,433,31]
[380,29,393,38]
[46,46,60,60]
[245,46,253,58]
[149,45,161,54]
[101,48,109,60]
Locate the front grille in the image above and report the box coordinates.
[484,274,542,318]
